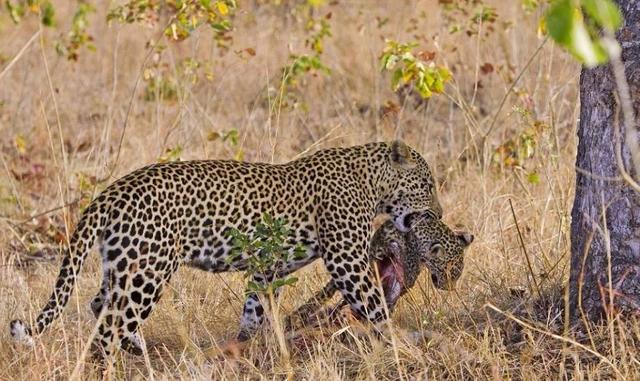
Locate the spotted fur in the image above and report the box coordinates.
[9,141,441,360]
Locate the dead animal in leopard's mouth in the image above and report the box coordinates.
[376,251,407,310]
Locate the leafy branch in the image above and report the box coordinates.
[108,0,238,47]
[226,213,306,295]
[380,40,452,99]
[543,0,622,67]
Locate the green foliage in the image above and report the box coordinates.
[472,4,498,24]
[307,0,326,7]
[543,0,622,67]
[491,127,538,168]
[158,145,183,162]
[305,12,332,54]
[581,0,621,32]
[380,40,452,99]
[207,128,243,160]
[440,0,499,37]
[522,0,540,14]
[143,51,179,102]
[491,99,550,173]
[269,53,331,111]
[208,128,239,146]
[269,3,333,111]
[75,171,106,211]
[527,171,541,185]
[105,0,159,24]
[40,0,54,26]
[5,0,55,26]
[5,1,24,24]
[143,76,178,102]
[107,0,237,49]
[226,213,306,295]
[223,129,238,145]
[55,2,96,61]
[142,51,216,102]
[284,54,331,86]
[4,1,94,60]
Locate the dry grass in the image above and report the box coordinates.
[0,0,638,379]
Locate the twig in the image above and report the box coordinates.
[603,33,640,183]
[611,86,640,193]
[577,228,597,349]
[575,166,623,182]
[0,30,41,82]
[482,36,549,140]
[17,199,80,226]
[107,10,191,178]
[508,198,542,300]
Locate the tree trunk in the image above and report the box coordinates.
[569,0,640,321]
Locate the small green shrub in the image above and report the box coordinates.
[226,213,306,295]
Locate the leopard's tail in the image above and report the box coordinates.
[10,202,106,345]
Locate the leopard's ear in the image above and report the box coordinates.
[456,231,474,248]
[389,140,416,169]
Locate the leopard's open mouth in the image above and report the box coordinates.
[376,253,406,309]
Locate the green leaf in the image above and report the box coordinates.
[41,1,56,27]
[582,0,622,32]
[416,82,432,98]
[438,66,452,82]
[247,281,263,292]
[569,16,607,66]
[522,0,539,14]
[545,0,607,67]
[271,277,298,290]
[527,171,541,185]
[282,277,298,286]
[391,68,403,90]
[545,0,574,45]
[159,146,183,162]
[293,244,307,259]
[222,129,239,146]
[6,1,25,24]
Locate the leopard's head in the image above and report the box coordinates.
[379,141,442,233]
[404,212,474,290]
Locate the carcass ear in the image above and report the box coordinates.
[387,240,402,256]
[389,140,416,169]
[404,211,437,230]
[456,231,474,248]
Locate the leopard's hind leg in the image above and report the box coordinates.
[92,234,177,360]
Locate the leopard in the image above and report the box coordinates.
[286,211,473,329]
[9,141,442,362]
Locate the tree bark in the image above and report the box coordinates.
[569,0,640,321]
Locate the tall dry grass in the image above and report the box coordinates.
[0,0,637,379]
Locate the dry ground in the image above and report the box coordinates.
[0,0,638,379]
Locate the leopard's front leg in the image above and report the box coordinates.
[237,271,277,341]
[237,251,318,341]
[317,214,390,332]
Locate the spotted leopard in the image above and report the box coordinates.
[10,141,441,360]
[288,212,473,327]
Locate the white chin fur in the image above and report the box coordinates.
[10,321,34,347]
